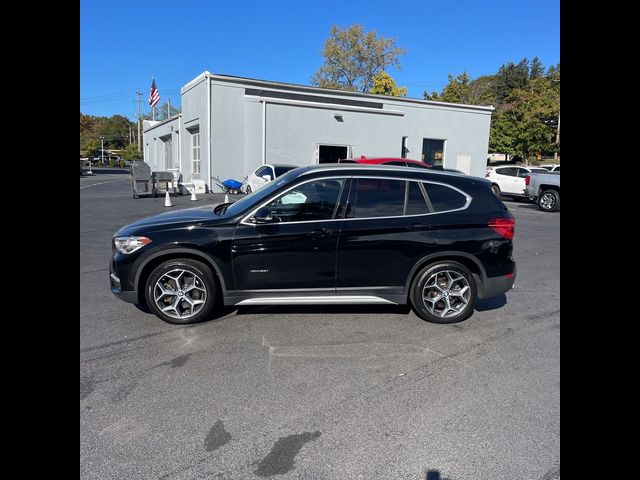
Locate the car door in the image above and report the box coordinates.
[232,177,348,291]
[493,167,519,194]
[336,177,439,298]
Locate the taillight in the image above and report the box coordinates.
[525,175,531,186]
[488,217,515,239]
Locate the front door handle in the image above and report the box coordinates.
[307,228,335,237]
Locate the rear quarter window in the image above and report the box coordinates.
[424,183,468,212]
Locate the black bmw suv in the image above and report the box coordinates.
[110,164,516,324]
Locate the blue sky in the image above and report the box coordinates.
[80,0,559,120]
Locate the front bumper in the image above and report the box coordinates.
[478,263,517,299]
[109,261,138,304]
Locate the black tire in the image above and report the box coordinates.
[409,261,477,324]
[245,185,252,194]
[145,258,217,325]
[538,189,560,212]
[133,192,138,199]
[491,184,501,197]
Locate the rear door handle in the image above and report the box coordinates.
[408,223,430,230]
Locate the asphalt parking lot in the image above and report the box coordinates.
[80,171,559,480]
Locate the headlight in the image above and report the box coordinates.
[114,236,152,254]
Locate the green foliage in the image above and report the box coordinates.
[498,77,560,159]
[427,58,559,161]
[83,138,100,158]
[109,158,116,167]
[80,112,136,151]
[437,72,472,103]
[312,24,406,93]
[529,56,545,79]
[119,159,126,168]
[468,75,497,105]
[122,143,143,162]
[493,58,530,103]
[424,73,496,106]
[369,71,407,96]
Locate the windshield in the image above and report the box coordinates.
[220,168,301,217]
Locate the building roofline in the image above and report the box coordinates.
[208,73,494,112]
[142,114,181,133]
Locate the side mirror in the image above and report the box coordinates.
[253,207,274,224]
[261,175,272,182]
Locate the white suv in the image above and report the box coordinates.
[485,166,549,199]
[245,164,297,194]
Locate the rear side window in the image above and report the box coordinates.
[424,183,467,212]
[405,181,429,215]
[347,178,406,218]
[496,167,517,177]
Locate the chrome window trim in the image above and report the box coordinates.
[240,175,472,226]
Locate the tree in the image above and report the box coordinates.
[141,101,181,122]
[433,72,472,104]
[369,71,407,96]
[424,73,496,106]
[311,24,406,93]
[493,58,530,103]
[83,138,100,158]
[501,77,560,162]
[529,56,545,79]
[468,75,497,105]
[122,143,143,162]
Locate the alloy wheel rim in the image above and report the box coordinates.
[153,268,207,320]
[540,193,556,210]
[422,270,471,318]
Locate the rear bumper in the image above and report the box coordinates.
[479,263,517,299]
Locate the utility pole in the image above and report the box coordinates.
[554,110,560,161]
[101,136,105,165]
[167,98,171,119]
[136,90,142,152]
[129,125,132,145]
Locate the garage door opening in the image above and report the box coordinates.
[317,144,349,164]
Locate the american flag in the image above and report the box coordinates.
[149,79,160,107]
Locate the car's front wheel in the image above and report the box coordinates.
[245,185,252,194]
[409,262,477,324]
[145,258,217,324]
[491,184,501,197]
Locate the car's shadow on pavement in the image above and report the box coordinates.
[474,294,507,311]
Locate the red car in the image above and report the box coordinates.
[339,156,464,174]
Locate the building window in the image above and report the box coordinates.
[422,139,445,167]
[191,130,200,175]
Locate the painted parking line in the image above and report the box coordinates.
[80,179,128,189]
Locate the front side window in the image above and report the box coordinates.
[191,130,200,174]
[346,178,406,218]
[267,179,345,223]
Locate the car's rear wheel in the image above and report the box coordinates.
[410,262,477,324]
[538,189,560,212]
[145,259,217,324]
[491,184,501,197]
[245,185,252,194]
